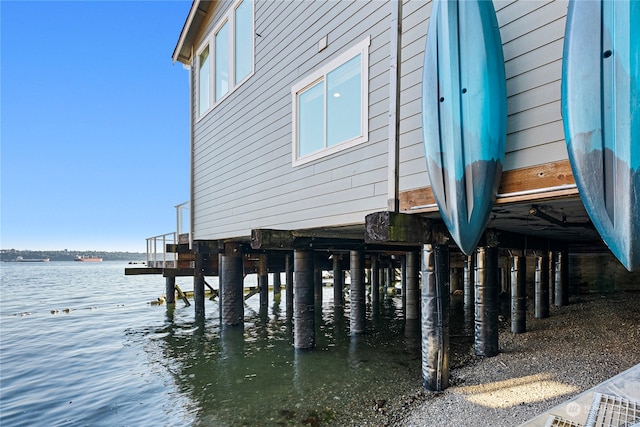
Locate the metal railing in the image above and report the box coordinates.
[146,232,177,268]
[175,201,190,245]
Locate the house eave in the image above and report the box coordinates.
[172,0,213,65]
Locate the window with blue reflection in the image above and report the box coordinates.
[298,81,325,157]
[327,54,361,147]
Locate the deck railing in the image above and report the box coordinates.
[145,201,190,269]
[146,232,177,268]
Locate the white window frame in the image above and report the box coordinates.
[196,42,213,118]
[291,36,370,167]
[195,0,254,121]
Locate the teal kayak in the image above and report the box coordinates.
[422,0,507,256]
[562,0,640,271]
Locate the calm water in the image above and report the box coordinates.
[0,261,436,426]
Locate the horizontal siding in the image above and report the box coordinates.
[191,0,391,241]
[188,0,573,240]
[398,0,570,193]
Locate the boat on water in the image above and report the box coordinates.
[15,256,50,262]
[74,255,103,262]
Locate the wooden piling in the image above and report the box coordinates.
[350,249,366,335]
[405,251,419,320]
[259,254,268,308]
[510,254,526,334]
[464,255,475,309]
[194,249,206,317]
[535,253,550,318]
[294,249,315,349]
[286,253,294,318]
[554,250,569,306]
[333,254,344,307]
[474,246,499,357]
[221,242,244,327]
[371,255,380,307]
[421,243,450,391]
[165,276,176,304]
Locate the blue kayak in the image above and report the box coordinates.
[562,0,640,271]
[422,0,507,256]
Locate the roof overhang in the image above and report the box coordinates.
[172,0,214,65]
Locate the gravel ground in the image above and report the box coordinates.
[374,291,640,426]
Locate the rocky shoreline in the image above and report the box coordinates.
[351,291,640,426]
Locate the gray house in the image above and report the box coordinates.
[157,0,636,391]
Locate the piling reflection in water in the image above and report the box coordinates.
[150,280,475,425]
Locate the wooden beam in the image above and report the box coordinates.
[400,160,578,212]
[365,211,432,244]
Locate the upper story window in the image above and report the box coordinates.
[196,0,254,119]
[291,37,370,166]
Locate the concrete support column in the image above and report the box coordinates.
[258,254,269,308]
[285,253,294,318]
[406,251,419,320]
[294,250,315,349]
[535,253,550,319]
[194,249,206,317]
[165,276,176,304]
[333,254,344,307]
[474,247,499,357]
[554,250,569,307]
[350,249,366,335]
[510,254,526,334]
[220,242,244,327]
[421,243,450,391]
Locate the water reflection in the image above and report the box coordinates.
[150,288,471,425]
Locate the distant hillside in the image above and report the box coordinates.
[0,249,147,262]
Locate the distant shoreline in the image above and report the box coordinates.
[0,250,147,262]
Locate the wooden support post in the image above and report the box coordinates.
[194,250,206,317]
[554,250,569,306]
[165,276,176,304]
[332,254,344,307]
[421,243,450,391]
[386,263,393,297]
[314,259,323,307]
[273,270,281,296]
[510,254,526,334]
[286,253,294,318]
[294,249,315,349]
[535,253,550,319]
[464,255,475,309]
[450,267,462,294]
[406,251,419,320]
[258,254,268,308]
[371,255,380,307]
[221,242,244,327]
[350,249,366,335]
[475,246,499,357]
[401,254,407,313]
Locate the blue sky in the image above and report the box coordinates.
[1,0,193,252]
